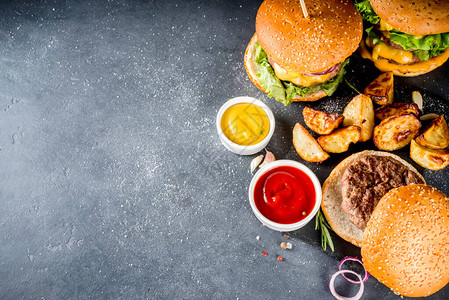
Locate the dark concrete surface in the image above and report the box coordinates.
[0,0,448,299]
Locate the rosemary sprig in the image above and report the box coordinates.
[315,209,335,252]
[344,78,361,94]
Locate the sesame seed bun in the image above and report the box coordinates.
[255,0,363,74]
[321,150,424,247]
[244,34,327,102]
[361,184,449,297]
[369,0,449,35]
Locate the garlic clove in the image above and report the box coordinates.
[412,91,423,111]
[250,154,264,173]
[259,149,276,168]
[420,113,439,121]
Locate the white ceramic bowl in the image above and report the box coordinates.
[248,160,322,232]
[216,96,275,155]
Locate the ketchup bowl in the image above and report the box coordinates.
[248,160,322,232]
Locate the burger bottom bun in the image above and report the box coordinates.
[244,34,327,102]
[321,150,424,247]
[359,41,449,77]
[361,184,449,297]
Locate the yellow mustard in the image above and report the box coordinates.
[221,102,270,146]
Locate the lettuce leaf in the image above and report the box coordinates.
[254,43,348,106]
[254,44,290,105]
[365,26,382,45]
[354,0,380,24]
[412,50,430,62]
[389,31,449,61]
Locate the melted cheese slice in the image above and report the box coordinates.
[379,19,393,31]
[359,40,449,74]
[371,42,414,64]
[271,61,332,87]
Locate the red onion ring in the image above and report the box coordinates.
[338,257,369,284]
[304,64,337,76]
[329,270,364,300]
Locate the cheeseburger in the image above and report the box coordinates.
[355,0,449,76]
[244,0,363,105]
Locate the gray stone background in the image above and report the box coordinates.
[0,0,448,299]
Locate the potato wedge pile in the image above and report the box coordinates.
[362,73,448,170]
[291,71,449,170]
[293,95,371,162]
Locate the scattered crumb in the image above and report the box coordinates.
[283,233,290,239]
[256,236,260,241]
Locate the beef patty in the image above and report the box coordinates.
[341,155,424,229]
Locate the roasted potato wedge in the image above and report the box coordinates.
[415,115,449,149]
[303,106,344,135]
[375,102,420,120]
[410,139,449,170]
[317,126,361,153]
[373,113,421,151]
[293,123,329,162]
[364,72,394,106]
[342,94,375,142]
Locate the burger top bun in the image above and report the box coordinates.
[244,34,327,102]
[369,0,449,35]
[321,150,424,247]
[361,184,449,297]
[255,0,362,74]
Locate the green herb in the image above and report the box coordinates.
[344,78,361,94]
[315,209,334,252]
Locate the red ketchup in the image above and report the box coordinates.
[254,166,316,224]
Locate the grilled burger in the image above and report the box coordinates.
[244,0,363,105]
[355,0,449,76]
[323,151,449,297]
[321,150,424,247]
